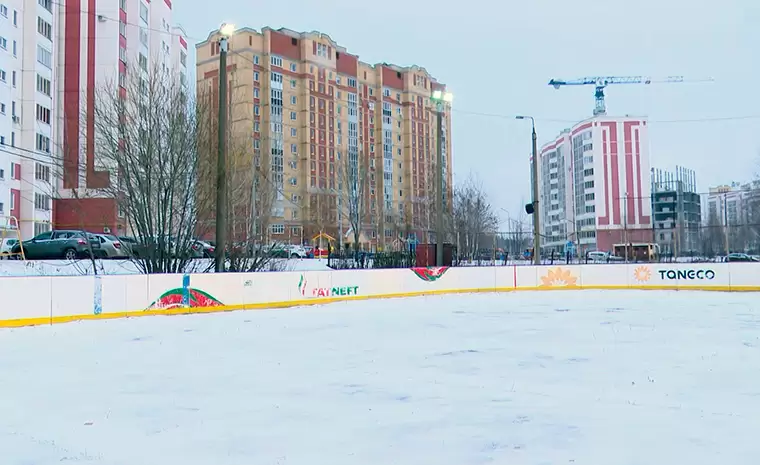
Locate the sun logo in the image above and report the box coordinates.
[539,267,578,287]
[633,266,651,282]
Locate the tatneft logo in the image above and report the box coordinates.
[657,269,716,280]
[298,274,359,298]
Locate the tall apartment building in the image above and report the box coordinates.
[53,0,187,236]
[195,27,452,249]
[703,182,760,253]
[537,116,653,254]
[0,0,56,239]
[651,166,701,256]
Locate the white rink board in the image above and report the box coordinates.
[0,262,753,327]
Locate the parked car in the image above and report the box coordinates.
[192,240,215,258]
[725,253,759,262]
[0,238,19,259]
[95,234,129,259]
[286,244,308,258]
[11,230,101,260]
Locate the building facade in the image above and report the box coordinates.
[0,0,56,238]
[195,27,452,249]
[53,0,187,237]
[651,166,701,256]
[703,182,760,253]
[537,116,653,255]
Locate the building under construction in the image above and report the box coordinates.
[651,167,701,256]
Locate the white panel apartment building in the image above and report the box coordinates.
[537,116,654,255]
[53,0,187,236]
[0,0,55,239]
[1,0,187,240]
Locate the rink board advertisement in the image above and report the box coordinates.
[1,262,758,327]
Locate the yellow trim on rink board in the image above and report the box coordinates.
[3,284,760,328]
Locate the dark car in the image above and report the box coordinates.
[12,230,101,260]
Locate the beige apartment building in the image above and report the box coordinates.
[195,27,452,249]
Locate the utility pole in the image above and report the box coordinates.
[215,24,233,272]
[435,108,444,266]
[431,90,452,266]
[724,193,730,256]
[517,116,541,265]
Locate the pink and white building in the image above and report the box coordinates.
[52,0,187,236]
[0,0,56,239]
[537,116,653,254]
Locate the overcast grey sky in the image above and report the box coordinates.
[175,0,760,226]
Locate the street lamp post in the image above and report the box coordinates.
[431,89,453,267]
[516,115,541,265]
[214,23,235,273]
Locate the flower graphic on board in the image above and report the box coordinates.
[411,267,450,282]
[539,267,578,287]
[633,266,652,282]
[147,288,223,310]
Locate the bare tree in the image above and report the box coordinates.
[337,149,368,253]
[700,210,726,257]
[451,175,498,260]
[91,61,200,274]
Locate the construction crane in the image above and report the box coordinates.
[548,76,713,116]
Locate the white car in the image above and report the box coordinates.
[285,245,308,258]
[95,234,130,259]
[0,238,19,259]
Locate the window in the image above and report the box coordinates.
[0,37,7,50]
[10,162,18,179]
[254,105,260,115]
[291,144,297,153]
[11,70,15,86]
[290,79,296,88]
[138,53,147,70]
[253,55,259,64]
[139,27,148,45]
[290,111,297,120]
[119,47,127,63]
[290,95,297,105]
[38,0,52,12]
[180,52,187,67]
[0,5,6,16]
[36,133,50,153]
[290,63,297,72]
[36,74,51,96]
[12,40,16,56]
[290,128,296,137]
[37,45,52,68]
[139,2,148,22]
[0,103,4,114]
[35,163,50,182]
[270,56,282,67]
[34,193,50,211]
[253,88,259,98]
[119,21,126,37]
[0,69,5,81]
[37,16,52,40]
[316,43,328,58]
[254,71,259,81]
[270,224,285,235]
[119,0,126,9]
[36,104,51,124]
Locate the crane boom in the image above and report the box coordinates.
[548,75,713,116]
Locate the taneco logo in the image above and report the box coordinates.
[658,269,716,280]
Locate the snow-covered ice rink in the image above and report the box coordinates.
[2,290,760,465]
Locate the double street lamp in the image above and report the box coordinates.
[515,115,541,265]
[431,89,453,266]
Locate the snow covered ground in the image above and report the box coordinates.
[0,257,331,276]
[2,290,760,464]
